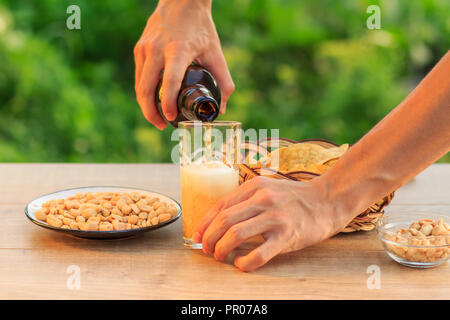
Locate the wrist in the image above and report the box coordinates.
[159,0,212,8]
[310,172,361,234]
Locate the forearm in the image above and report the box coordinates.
[320,51,450,227]
[157,0,212,9]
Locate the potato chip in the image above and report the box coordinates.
[263,143,322,171]
[304,163,330,174]
[286,163,306,172]
[264,143,348,172]
[323,158,339,167]
[319,144,349,163]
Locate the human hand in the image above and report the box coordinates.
[192,176,352,272]
[134,0,235,129]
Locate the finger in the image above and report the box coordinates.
[137,55,166,129]
[213,212,274,261]
[192,177,266,243]
[234,236,285,272]
[200,46,235,114]
[134,43,145,91]
[201,199,262,255]
[161,49,192,121]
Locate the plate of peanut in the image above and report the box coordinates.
[25,186,181,239]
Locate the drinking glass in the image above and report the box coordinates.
[179,121,241,248]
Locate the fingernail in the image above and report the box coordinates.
[156,123,166,130]
[166,112,176,121]
[214,252,223,262]
[219,103,227,114]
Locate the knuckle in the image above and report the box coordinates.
[215,199,227,212]
[138,84,152,97]
[195,33,210,49]
[228,225,243,242]
[223,81,235,97]
[145,38,159,55]
[162,73,178,88]
[147,36,160,47]
[276,221,293,238]
[133,42,143,56]
[164,40,187,57]
[216,212,231,229]
[252,251,267,266]
[267,211,283,225]
[258,188,276,205]
[252,175,268,187]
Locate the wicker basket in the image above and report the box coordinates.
[239,138,394,233]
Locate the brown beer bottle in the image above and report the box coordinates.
[155,65,221,127]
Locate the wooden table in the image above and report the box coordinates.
[1,163,449,299]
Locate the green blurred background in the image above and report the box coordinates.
[0,0,449,163]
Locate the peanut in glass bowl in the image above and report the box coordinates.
[376,212,450,268]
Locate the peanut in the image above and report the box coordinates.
[138,212,148,220]
[155,206,168,216]
[63,217,74,226]
[99,222,113,231]
[101,207,111,217]
[152,201,163,210]
[111,207,122,216]
[420,224,433,236]
[136,199,147,210]
[112,220,126,231]
[121,205,132,215]
[69,221,79,230]
[81,208,97,220]
[35,209,48,222]
[151,216,159,226]
[69,209,80,217]
[158,213,171,223]
[168,206,178,217]
[432,225,445,236]
[148,210,157,219]
[130,203,140,214]
[47,215,63,228]
[86,221,99,231]
[87,216,101,224]
[128,215,139,225]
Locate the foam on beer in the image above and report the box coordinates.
[182,161,238,185]
[181,161,239,240]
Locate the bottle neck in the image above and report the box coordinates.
[178,85,219,122]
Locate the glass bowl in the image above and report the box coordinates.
[377,212,450,268]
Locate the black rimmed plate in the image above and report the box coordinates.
[25,186,181,239]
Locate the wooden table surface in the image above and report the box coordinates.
[1,163,449,299]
